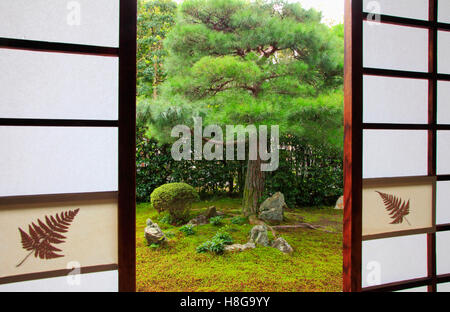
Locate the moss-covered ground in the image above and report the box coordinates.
[136,197,343,292]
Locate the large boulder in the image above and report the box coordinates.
[271,237,294,254]
[258,192,287,222]
[334,196,344,210]
[249,225,269,246]
[224,242,256,252]
[144,219,167,245]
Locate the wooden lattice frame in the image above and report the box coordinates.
[0,1,136,292]
[344,0,450,292]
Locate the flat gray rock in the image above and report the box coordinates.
[225,242,256,252]
[187,215,209,226]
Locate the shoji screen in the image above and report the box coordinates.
[345,0,450,292]
[0,1,136,291]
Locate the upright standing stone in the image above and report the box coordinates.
[258,192,287,222]
[249,225,269,246]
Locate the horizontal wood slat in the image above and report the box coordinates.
[0,264,118,285]
[0,38,119,56]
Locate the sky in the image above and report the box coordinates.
[294,0,344,25]
[173,0,345,26]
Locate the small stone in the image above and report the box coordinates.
[334,196,344,210]
[146,218,153,226]
[271,237,293,254]
[249,225,269,246]
[144,221,167,245]
[187,215,209,226]
[225,242,256,252]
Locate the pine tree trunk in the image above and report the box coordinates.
[237,163,245,195]
[242,157,265,216]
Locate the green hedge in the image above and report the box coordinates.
[137,128,342,207]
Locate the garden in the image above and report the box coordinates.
[136,0,344,292]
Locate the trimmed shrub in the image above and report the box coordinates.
[151,183,199,222]
[158,213,173,225]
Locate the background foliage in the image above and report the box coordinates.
[137,0,177,97]
[137,128,342,206]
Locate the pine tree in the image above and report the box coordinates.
[141,0,343,215]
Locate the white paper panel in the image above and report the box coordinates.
[0,49,118,120]
[438,31,450,74]
[438,81,450,124]
[437,282,450,292]
[363,130,428,178]
[438,0,450,24]
[363,0,429,21]
[437,131,450,175]
[396,286,428,292]
[0,270,118,292]
[363,22,428,72]
[363,76,428,124]
[0,0,119,47]
[437,231,450,275]
[0,127,118,196]
[362,234,428,288]
[437,181,450,224]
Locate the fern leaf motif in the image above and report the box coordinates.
[376,191,411,225]
[16,209,80,267]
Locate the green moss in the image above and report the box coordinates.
[136,198,343,292]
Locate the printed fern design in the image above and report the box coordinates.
[16,209,80,267]
[376,191,411,225]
